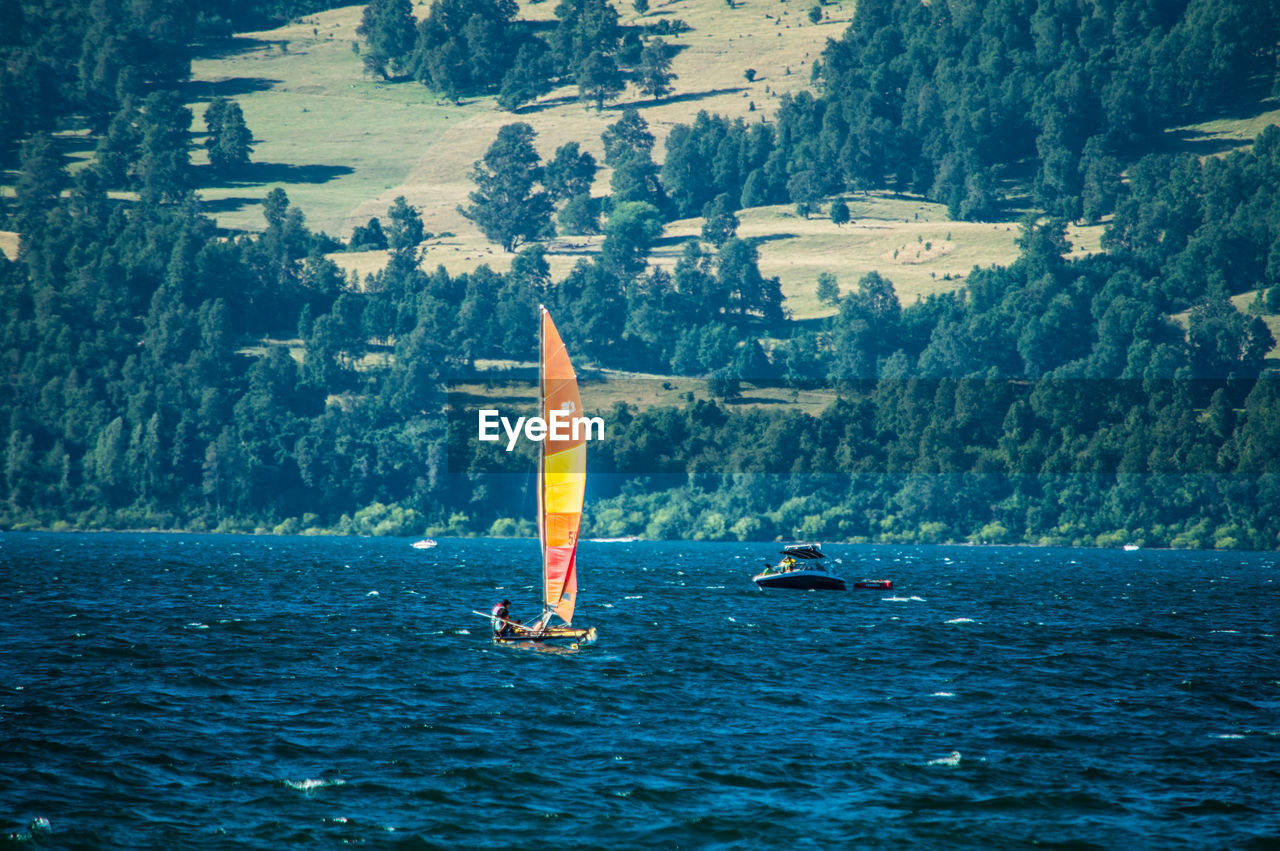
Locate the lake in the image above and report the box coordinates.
[2,533,1277,847]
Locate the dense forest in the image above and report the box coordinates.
[3,0,1280,548]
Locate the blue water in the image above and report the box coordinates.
[2,534,1278,848]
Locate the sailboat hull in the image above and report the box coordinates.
[493,625,598,645]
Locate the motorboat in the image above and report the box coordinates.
[752,543,847,590]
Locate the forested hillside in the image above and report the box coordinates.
[3,0,1280,548]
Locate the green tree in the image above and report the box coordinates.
[385,196,425,254]
[717,238,784,321]
[830,271,899,379]
[602,109,655,166]
[461,122,553,252]
[358,0,418,80]
[95,100,143,188]
[497,42,554,111]
[700,193,739,247]
[134,91,192,203]
[829,197,850,226]
[552,0,622,72]
[555,260,626,352]
[558,192,601,235]
[1188,297,1275,379]
[14,133,65,239]
[609,148,665,208]
[577,50,625,111]
[350,217,388,250]
[421,38,469,101]
[1079,137,1122,224]
[413,0,521,98]
[204,98,253,174]
[787,170,821,218]
[817,272,839,305]
[638,38,676,100]
[262,187,290,229]
[544,142,597,201]
[602,201,664,277]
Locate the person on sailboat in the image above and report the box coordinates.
[491,599,520,637]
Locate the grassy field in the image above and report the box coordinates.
[188,3,485,235]
[186,0,851,238]
[1167,100,1280,158]
[329,194,1104,321]
[451,371,842,416]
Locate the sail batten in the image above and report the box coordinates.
[539,308,585,625]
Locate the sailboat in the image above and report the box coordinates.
[482,307,597,646]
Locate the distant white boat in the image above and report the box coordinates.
[1122,543,1140,551]
[411,539,438,549]
[587,536,640,543]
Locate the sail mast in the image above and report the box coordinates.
[537,306,548,618]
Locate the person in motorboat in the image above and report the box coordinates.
[781,556,797,571]
[491,599,521,637]
[760,562,775,575]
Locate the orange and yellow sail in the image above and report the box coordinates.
[538,307,586,625]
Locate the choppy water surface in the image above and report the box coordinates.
[2,534,1278,847]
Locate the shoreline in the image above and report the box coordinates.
[0,527,1261,553]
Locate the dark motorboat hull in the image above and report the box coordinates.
[752,570,847,590]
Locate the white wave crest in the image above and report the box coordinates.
[945,618,976,624]
[286,778,346,792]
[927,751,962,767]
